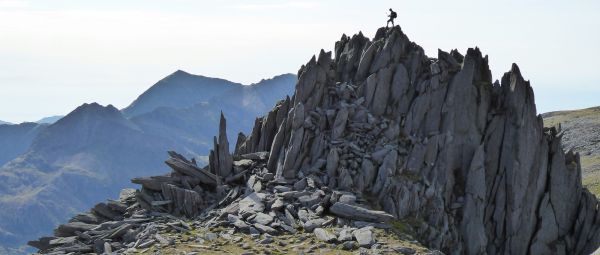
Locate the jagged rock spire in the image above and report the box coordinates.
[209,112,233,178]
[233,25,600,254]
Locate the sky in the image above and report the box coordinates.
[0,0,599,123]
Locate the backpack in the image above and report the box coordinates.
[391,11,397,18]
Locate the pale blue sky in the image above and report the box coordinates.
[0,0,598,123]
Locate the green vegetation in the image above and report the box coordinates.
[543,107,600,198]
[543,107,600,128]
[582,156,600,197]
[134,222,431,254]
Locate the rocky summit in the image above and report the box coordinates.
[30,26,600,255]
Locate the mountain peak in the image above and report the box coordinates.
[122,71,243,117]
[169,69,193,78]
[30,25,600,255]
[71,102,119,116]
[50,103,124,129]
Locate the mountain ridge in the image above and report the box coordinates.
[0,71,296,254]
[35,115,64,125]
[122,70,295,118]
[29,26,600,255]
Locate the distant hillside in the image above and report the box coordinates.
[122,70,242,117]
[0,120,11,125]
[0,122,46,167]
[35,115,63,124]
[0,103,170,250]
[542,106,600,195]
[0,71,296,253]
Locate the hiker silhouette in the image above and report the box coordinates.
[387,8,397,27]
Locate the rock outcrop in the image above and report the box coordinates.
[232,26,600,254]
[30,26,600,255]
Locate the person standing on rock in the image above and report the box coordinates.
[387,8,397,27]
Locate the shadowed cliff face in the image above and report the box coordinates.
[234,26,600,254]
[0,122,46,167]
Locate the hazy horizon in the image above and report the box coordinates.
[1,0,599,123]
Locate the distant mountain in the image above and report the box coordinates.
[0,71,296,253]
[0,120,11,125]
[0,103,171,253]
[35,115,64,124]
[122,70,242,117]
[210,74,297,115]
[128,73,297,160]
[0,122,46,167]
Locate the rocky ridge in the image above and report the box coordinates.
[29,115,428,254]
[543,107,600,188]
[30,26,600,255]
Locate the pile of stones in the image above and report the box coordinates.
[29,114,412,254]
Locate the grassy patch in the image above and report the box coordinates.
[543,107,600,128]
[133,222,432,254]
[580,155,600,197]
[401,172,421,182]
[583,170,600,198]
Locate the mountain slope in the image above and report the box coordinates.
[0,103,171,250]
[542,107,600,195]
[210,73,297,114]
[0,73,296,253]
[35,116,64,124]
[122,70,242,117]
[0,122,45,167]
[0,120,11,125]
[129,73,296,159]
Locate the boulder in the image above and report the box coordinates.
[329,202,395,223]
[353,227,375,248]
[313,228,337,243]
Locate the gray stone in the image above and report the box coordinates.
[332,107,349,140]
[338,228,354,242]
[294,178,307,191]
[298,195,320,208]
[205,232,218,241]
[271,198,284,211]
[252,213,274,225]
[338,194,357,204]
[329,202,395,223]
[353,228,375,248]
[239,192,265,218]
[253,223,278,235]
[211,113,233,177]
[233,220,250,231]
[326,148,340,178]
[393,246,416,255]
[342,241,357,250]
[313,228,337,243]
[303,218,326,232]
[273,185,292,193]
[297,209,310,223]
